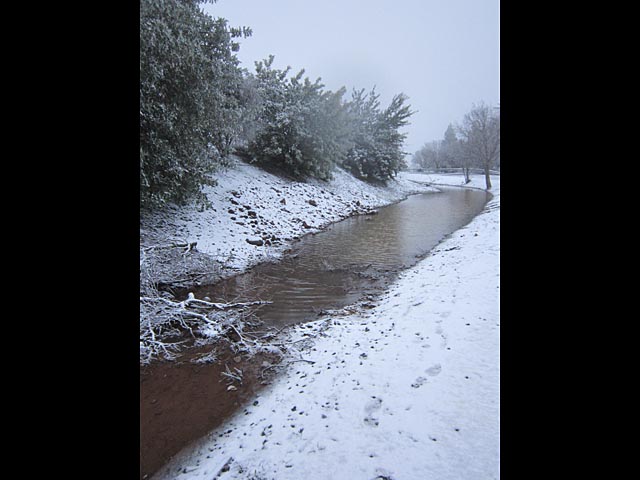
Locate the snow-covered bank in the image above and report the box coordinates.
[140,158,438,285]
[152,173,500,480]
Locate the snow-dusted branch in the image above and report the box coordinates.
[140,293,271,313]
[142,241,198,254]
[140,290,273,364]
[259,357,316,379]
[222,364,244,384]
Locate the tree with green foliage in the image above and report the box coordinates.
[140,0,251,208]
[440,124,459,170]
[244,56,351,180]
[342,88,414,183]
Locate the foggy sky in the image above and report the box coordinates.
[203,0,500,157]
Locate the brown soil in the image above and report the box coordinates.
[139,346,277,479]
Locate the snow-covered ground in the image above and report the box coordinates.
[151,173,500,480]
[140,158,438,283]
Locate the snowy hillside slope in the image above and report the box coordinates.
[140,157,438,284]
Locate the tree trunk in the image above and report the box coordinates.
[463,166,471,184]
[484,164,492,190]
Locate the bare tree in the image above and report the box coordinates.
[447,127,472,184]
[411,147,428,170]
[457,102,500,189]
[412,140,444,171]
[458,141,473,184]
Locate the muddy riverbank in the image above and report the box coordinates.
[140,344,282,479]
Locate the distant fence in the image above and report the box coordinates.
[406,167,500,176]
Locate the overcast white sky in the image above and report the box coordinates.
[203,0,499,157]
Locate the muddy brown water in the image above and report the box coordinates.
[182,186,491,325]
[140,185,490,479]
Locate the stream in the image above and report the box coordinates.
[183,186,491,325]
[140,185,491,479]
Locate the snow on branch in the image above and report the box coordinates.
[140,293,270,313]
[142,241,198,255]
[139,237,287,367]
[139,292,272,365]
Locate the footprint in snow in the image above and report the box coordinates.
[411,376,427,388]
[363,397,383,427]
[373,468,395,480]
[425,364,442,376]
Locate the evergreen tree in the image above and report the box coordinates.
[342,88,413,183]
[245,56,351,180]
[438,123,459,173]
[140,0,250,208]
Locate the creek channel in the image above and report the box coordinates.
[140,185,491,479]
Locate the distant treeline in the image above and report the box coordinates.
[140,0,414,209]
[411,103,500,189]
